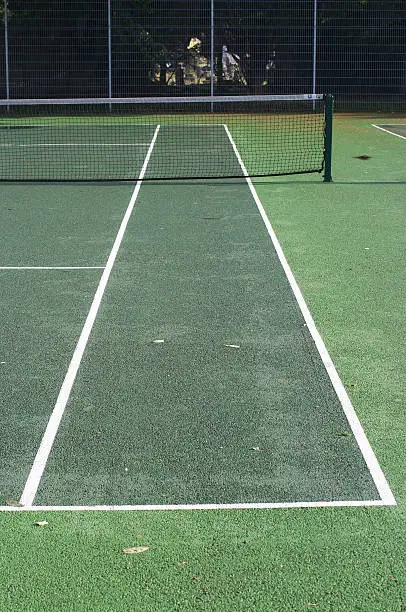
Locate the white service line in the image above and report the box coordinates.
[18,124,161,508]
[371,124,406,140]
[0,266,105,270]
[223,123,396,507]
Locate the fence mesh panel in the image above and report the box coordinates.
[0,1,405,110]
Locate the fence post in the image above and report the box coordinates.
[323,94,334,183]
[108,0,112,105]
[312,0,318,111]
[4,0,10,102]
[312,0,317,96]
[210,0,214,112]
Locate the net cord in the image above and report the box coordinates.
[0,95,324,107]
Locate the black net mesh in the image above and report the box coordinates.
[0,95,327,181]
[0,0,404,181]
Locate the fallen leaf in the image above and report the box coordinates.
[5,499,24,507]
[35,521,49,526]
[177,560,189,566]
[192,576,200,582]
[122,546,149,555]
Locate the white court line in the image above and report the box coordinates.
[0,499,393,512]
[0,266,105,270]
[223,123,396,507]
[18,124,161,509]
[372,124,406,140]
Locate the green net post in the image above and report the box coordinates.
[323,94,334,183]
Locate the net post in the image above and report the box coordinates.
[323,93,334,183]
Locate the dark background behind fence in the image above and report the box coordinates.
[0,0,405,110]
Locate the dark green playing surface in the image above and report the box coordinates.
[30,177,379,506]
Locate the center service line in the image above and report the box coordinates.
[19,125,161,508]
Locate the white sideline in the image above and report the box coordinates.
[223,123,396,507]
[18,125,161,508]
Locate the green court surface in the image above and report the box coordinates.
[29,180,380,507]
[0,113,405,609]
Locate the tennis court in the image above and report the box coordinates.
[0,112,404,610]
[1,1,406,608]
[0,102,396,511]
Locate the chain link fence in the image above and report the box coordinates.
[0,0,405,110]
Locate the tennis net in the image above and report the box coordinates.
[0,95,333,182]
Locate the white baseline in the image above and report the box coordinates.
[0,499,393,512]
